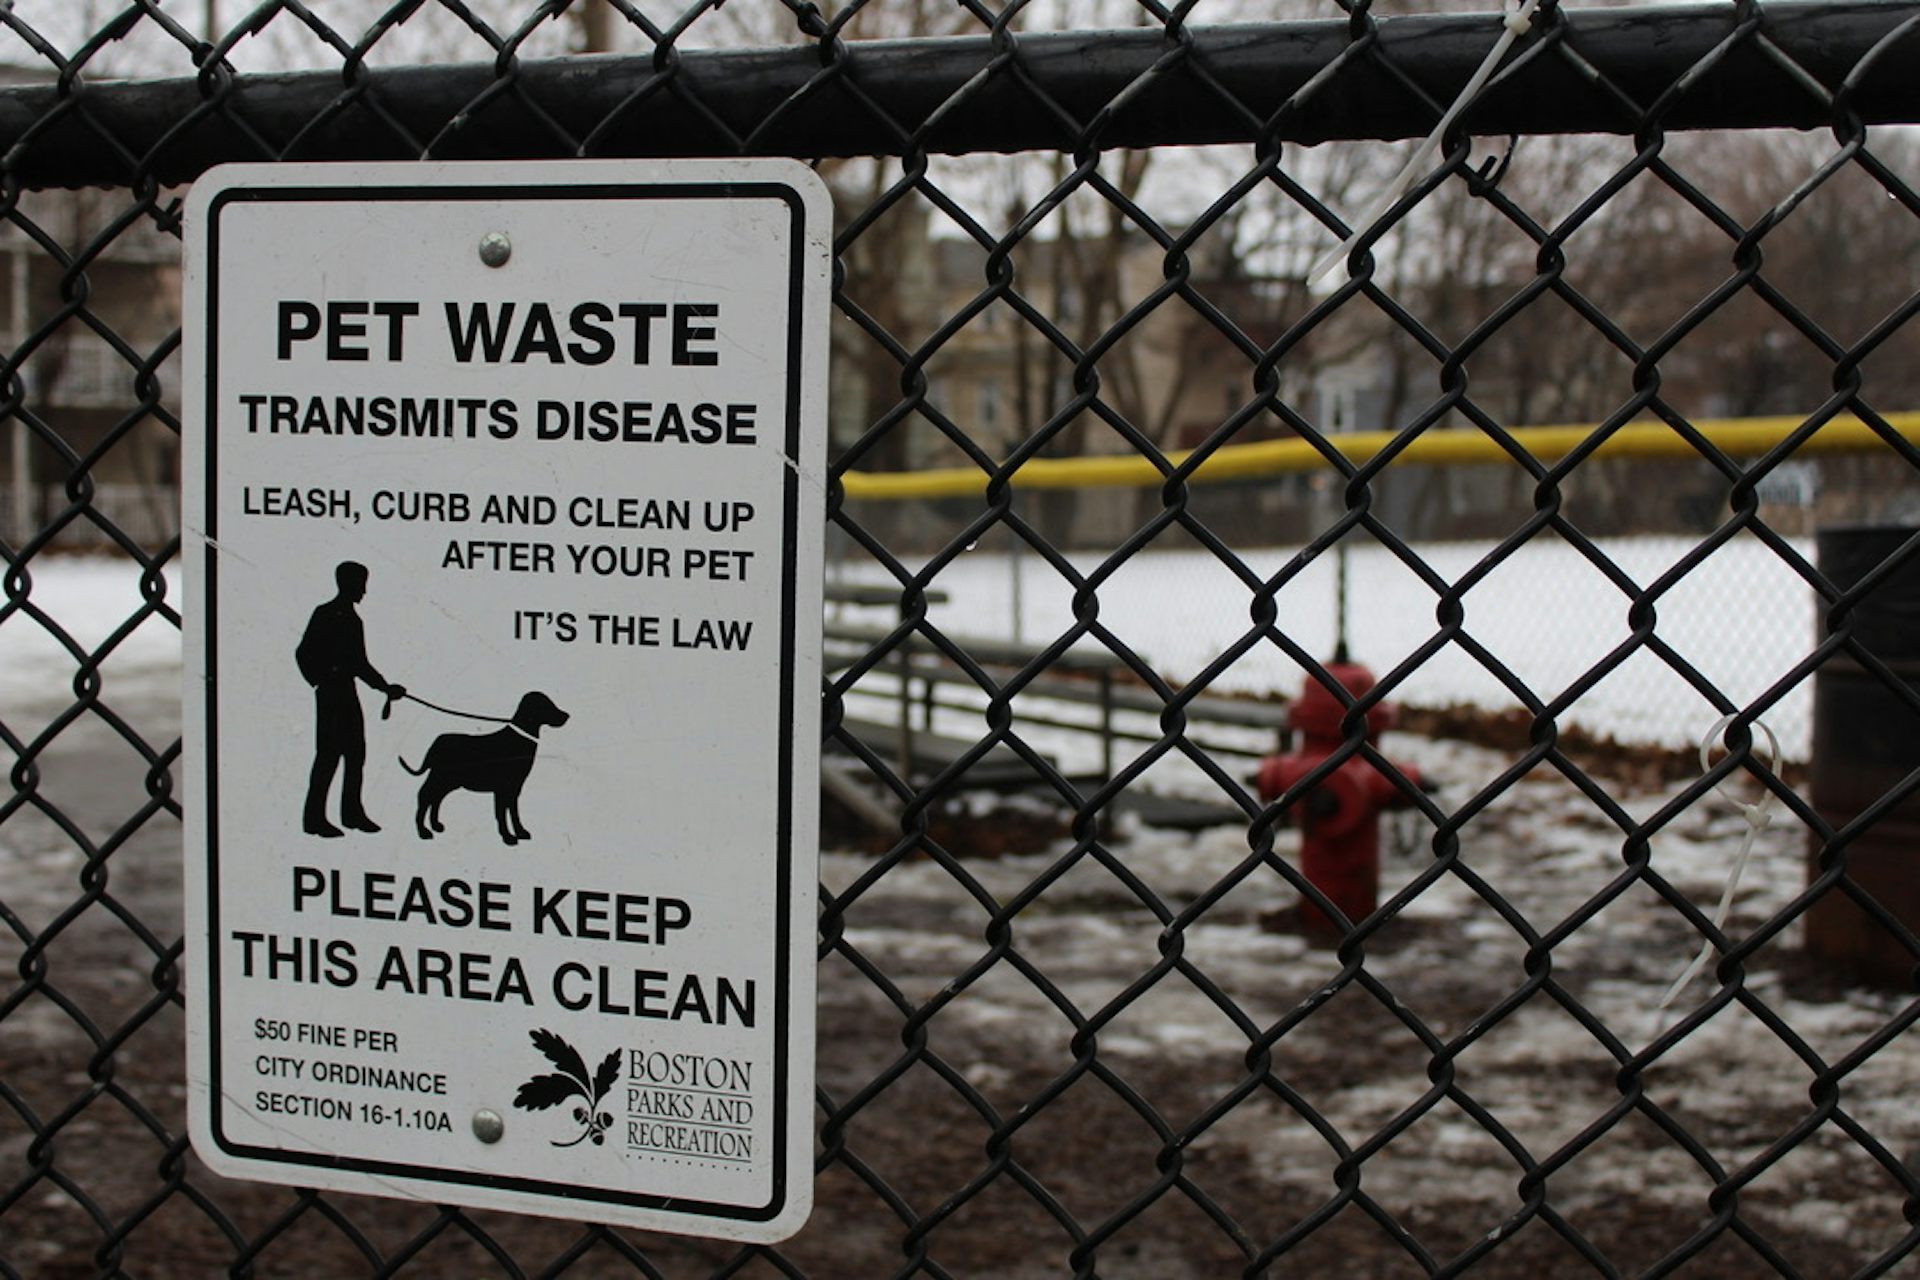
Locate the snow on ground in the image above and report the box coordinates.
[2,534,1818,756]
[7,545,1915,1272]
[0,554,183,710]
[832,532,1821,758]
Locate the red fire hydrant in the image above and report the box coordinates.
[1256,662,1423,940]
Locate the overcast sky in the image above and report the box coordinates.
[3,1,1681,78]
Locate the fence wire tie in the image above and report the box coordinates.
[1309,0,1541,283]
[1658,713,1781,1010]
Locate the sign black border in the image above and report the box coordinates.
[198,179,810,1225]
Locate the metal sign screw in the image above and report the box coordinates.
[478,232,512,268]
[472,1109,505,1143]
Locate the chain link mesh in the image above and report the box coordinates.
[6,1,1920,1276]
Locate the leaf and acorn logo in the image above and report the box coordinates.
[512,1028,620,1147]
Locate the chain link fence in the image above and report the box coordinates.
[6,0,1920,1275]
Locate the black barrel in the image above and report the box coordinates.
[1806,526,1920,987]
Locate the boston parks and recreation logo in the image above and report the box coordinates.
[514,1029,759,1161]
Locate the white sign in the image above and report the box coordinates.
[182,161,828,1241]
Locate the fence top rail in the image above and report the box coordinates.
[2,2,1917,189]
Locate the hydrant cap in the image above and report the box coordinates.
[1291,661,1394,741]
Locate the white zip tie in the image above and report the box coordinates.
[1658,714,1781,1010]
[1308,0,1542,285]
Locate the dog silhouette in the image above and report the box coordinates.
[399,692,569,845]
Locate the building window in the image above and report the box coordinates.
[979,380,1002,432]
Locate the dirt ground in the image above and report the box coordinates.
[4,682,1918,1278]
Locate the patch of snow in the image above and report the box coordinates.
[0,556,183,709]
[833,534,1819,757]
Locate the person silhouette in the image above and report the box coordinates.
[296,561,405,837]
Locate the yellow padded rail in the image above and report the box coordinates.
[838,413,1920,500]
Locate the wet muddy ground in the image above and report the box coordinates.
[5,678,1917,1278]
